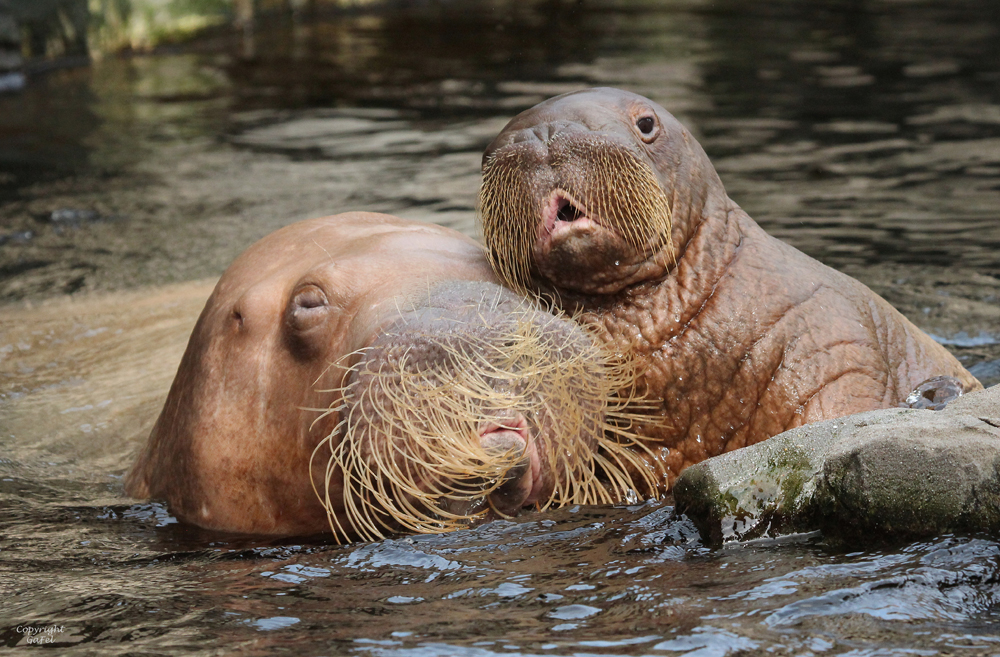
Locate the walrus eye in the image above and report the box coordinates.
[636,115,658,141]
[287,284,329,333]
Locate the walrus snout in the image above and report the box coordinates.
[479,414,538,516]
[486,119,644,168]
[480,118,674,294]
[315,279,656,542]
[330,283,561,531]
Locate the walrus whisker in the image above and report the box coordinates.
[314,344,373,390]
[336,445,382,542]
[365,484,405,538]
[597,445,651,500]
[303,406,339,436]
[594,452,631,501]
[299,406,333,417]
[385,476,435,526]
[309,238,336,263]
[480,136,674,293]
[314,290,670,542]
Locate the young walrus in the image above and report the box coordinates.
[478,87,982,491]
[125,212,653,541]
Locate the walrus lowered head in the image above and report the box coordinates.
[479,89,981,489]
[125,213,654,541]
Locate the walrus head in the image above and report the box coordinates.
[125,213,655,541]
[479,87,725,296]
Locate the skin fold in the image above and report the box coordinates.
[479,87,982,491]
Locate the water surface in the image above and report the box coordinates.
[2,0,1000,653]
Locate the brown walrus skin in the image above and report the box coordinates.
[125,212,646,538]
[479,87,983,490]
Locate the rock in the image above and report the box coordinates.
[673,384,1000,545]
[0,0,24,94]
[0,0,18,47]
[7,0,88,60]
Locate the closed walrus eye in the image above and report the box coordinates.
[284,284,330,358]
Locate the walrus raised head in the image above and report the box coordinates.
[479,88,982,489]
[125,212,653,541]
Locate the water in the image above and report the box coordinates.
[2,0,1000,653]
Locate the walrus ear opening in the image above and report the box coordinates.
[284,284,331,359]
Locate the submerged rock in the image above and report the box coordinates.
[0,0,24,94]
[674,385,1000,545]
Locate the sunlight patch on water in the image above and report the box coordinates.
[652,627,759,656]
[929,331,1000,347]
[250,615,300,631]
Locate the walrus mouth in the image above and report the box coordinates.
[553,193,587,225]
[309,293,661,543]
[543,191,594,237]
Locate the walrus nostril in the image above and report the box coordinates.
[533,124,552,143]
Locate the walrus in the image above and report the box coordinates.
[478,87,982,491]
[125,212,654,541]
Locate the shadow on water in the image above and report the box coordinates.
[2,1,1000,653]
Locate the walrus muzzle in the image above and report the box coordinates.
[310,283,658,543]
[479,134,674,293]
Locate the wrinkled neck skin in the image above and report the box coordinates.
[484,89,980,492]
[532,148,762,486]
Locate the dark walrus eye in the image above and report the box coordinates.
[635,115,658,142]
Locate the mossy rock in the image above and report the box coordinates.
[674,385,1000,545]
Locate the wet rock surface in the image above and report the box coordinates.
[675,384,1000,545]
[0,0,24,94]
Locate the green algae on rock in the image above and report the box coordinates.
[674,385,1000,545]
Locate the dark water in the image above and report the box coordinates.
[3,0,1000,653]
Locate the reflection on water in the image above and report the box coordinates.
[2,0,1000,653]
